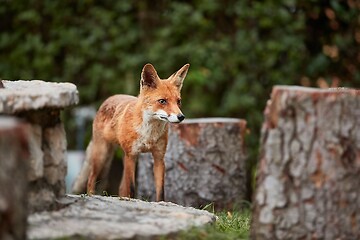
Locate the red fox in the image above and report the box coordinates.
[72,63,189,201]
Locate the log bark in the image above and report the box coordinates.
[137,118,247,210]
[251,86,360,239]
[0,117,29,240]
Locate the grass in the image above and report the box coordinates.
[168,207,251,240]
[76,194,251,239]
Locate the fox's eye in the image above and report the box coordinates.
[177,99,182,106]
[158,99,167,105]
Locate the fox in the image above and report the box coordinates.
[72,63,189,201]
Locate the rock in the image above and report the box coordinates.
[0,80,79,212]
[27,195,216,240]
[43,124,67,192]
[27,124,44,181]
[25,115,69,212]
[0,80,78,113]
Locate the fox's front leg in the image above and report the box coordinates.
[152,148,166,202]
[119,153,137,198]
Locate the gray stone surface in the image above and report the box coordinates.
[27,124,44,181]
[0,80,79,212]
[28,195,216,240]
[28,121,68,212]
[0,80,78,113]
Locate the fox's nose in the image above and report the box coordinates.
[177,114,185,122]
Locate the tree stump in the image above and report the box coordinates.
[137,118,248,210]
[251,86,360,239]
[0,117,29,240]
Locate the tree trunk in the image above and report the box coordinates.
[251,86,360,239]
[0,117,29,240]
[137,118,248,210]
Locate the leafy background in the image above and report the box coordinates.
[1,0,359,199]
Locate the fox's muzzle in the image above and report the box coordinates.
[165,112,185,123]
[177,114,185,122]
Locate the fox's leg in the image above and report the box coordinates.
[119,153,137,198]
[87,139,114,195]
[151,143,167,201]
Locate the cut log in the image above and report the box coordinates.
[0,117,29,240]
[137,118,248,210]
[251,86,360,239]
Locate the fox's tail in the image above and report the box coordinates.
[72,140,114,194]
[71,141,93,194]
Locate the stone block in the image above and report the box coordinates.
[0,80,79,212]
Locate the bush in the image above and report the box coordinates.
[1,0,359,199]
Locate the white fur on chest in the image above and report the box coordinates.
[132,111,167,153]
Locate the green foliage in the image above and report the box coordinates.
[1,0,359,198]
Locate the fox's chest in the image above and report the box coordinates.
[133,121,168,153]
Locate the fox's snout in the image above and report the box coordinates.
[154,110,185,123]
[168,113,185,123]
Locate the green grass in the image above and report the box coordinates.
[168,208,251,240]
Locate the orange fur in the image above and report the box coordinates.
[72,63,189,201]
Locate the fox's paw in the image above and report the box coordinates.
[87,190,95,196]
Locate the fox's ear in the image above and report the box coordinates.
[141,63,159,89]
[170,64,190,90]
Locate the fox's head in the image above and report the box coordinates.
[138,63,189,123]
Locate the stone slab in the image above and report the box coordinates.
[28,195,216,240]
[0,80,79,113]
